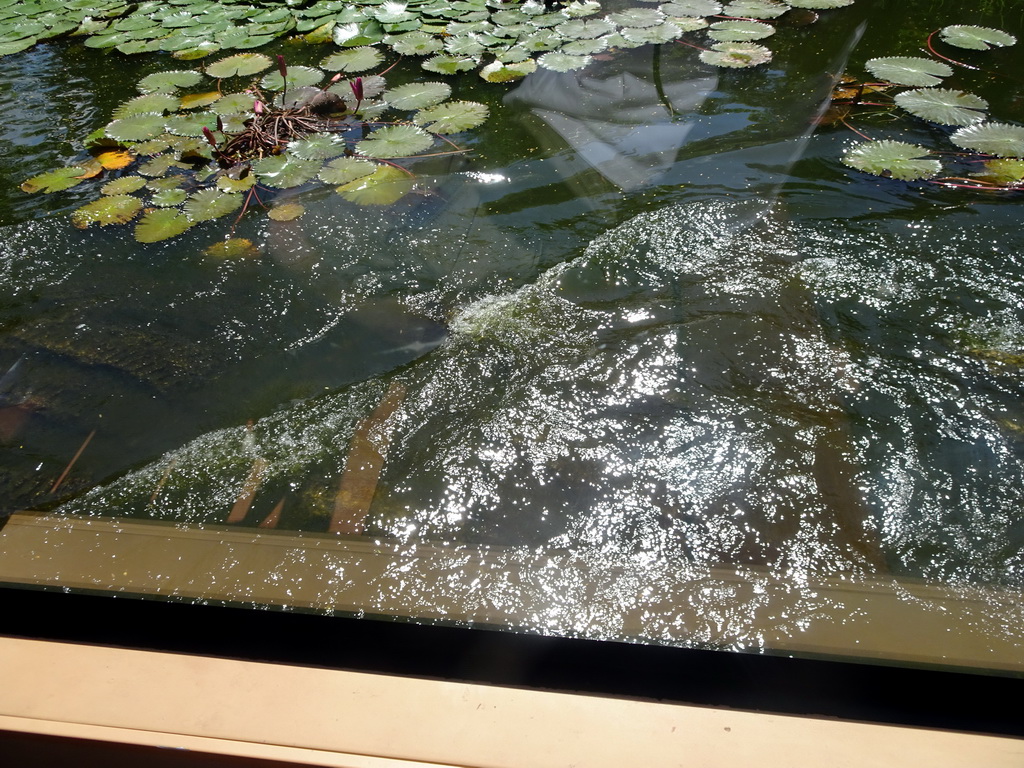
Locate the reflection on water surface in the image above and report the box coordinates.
[1,0,1023,672]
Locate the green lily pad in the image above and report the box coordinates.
[974,158,1024,185]
[658,0,721,13]
[260,65,324,91]
[112,92,181,119]
[383,81,451,109]
[708,20,774,41]
[205,237,259,258]
[250,154,322,187]
[621,22,682,44]
[183,187,242,221]
[333,19,385,47]
[444,35,485,57]
[607,8,664,27]
[786,0,852,7]
[699,41,772,68]
[101,175,148,195]
[20,166,89,194]
[538,51,592,72]
[421,54,475,74]
[722,0,789,18]
[479,59,537,82]
[150,187,189,207]
[355,124,434,158]
[321,46,384,72]
[304,21,335,44]
[165,111,218,137]
[288,132,348,160]
[939,25,1016,51]
[841,140,941,181]
[179,90,222,110]
[658,13,708,32]
[205,52,272,78]
[216,173,256,192]
[135,208,195,243]
[137,70,203,93]
[172,41,221,60]
[139,156,189,178]
[893,88,988,127]
[558,18,614,38]
[132,136,175,155]
[106,114,167,141]
[71,195,144,228]
[951,122,1024,158]
[0,38,35,57]
[268,202,305,221]
[318,156,376,185]
[211,92,255,115]
[864,56,952,87]
[413,100,488,133]
[564,1,602,17]
[388,30,443,55]
[336,164,413,204]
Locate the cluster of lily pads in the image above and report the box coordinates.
[20,52,489,249]
[839,24,1024,189]
[0,0,856,76]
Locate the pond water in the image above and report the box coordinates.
[1,0,1023,669]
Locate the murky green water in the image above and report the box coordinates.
[2,0,1023,660]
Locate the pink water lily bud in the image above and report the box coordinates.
[350,77,364,102]
[277,54,287,80]
[202,126,218,148]
[254,100,264,114]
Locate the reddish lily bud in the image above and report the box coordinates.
[201,126,218,148]
[254,100,264,114]
[330,73,342,84]
[276,54,287,80]
[350,77,364,102]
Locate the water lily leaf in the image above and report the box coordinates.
[321,46,384,72]
[250,154,322,187]
[150,187,189,207]
[722,0,789,18]
[268,202,305,221]
[658,12,707,31]
[288,132,348,160]
[184,187,242,221]
[621,22,682,44]
[0,38,35,57]
[951,122,1024,158]
[21,166,88,194]
[607,8,664,27]
[786,0,852,7]
[165,111,218,137]
[73,158,105,180]
[558,18,614,38]
[388,30,443,55]
[841,140,940,181]
[864,56,952,87]
[205,52,272,78]
[135,208,195,243]
[138,70,203,93]
[304,20,335,43]
[421,54,475,74]
[355,123,433,157]
[479,58,537,82]
[216,173,256,192]
[383,80,451,109]
[105,113,166,142]
[95,149,135,170]
[336,164,413,204]
[413,100,488,133]
[71,195,144,228]
[318,156,376,185]
[333,19,385,47]
[658,0,720,12]
[101,175,148,195]
[538,51,592,72]
[113,92,181,118]
[211,92,255,115]
[205,237,259,258]
[496,45,532,63]
[260,65,323,91]
[698,41,772,68]
[180,90,222,110]
[172,41,221,60]
[974,158,1024,186]
[893,88,988,126]
[84,31,131,49]
[329,73,386,101]
[444,35,485,57]
[139,155,189,178]
[563,1,602,17]
[708,19,774,41]
[939,25,1016,51]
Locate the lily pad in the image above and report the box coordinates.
[150,188,189,207]
[413,100,488,133]
[336,164,413,205]
[137,70,203,93]
[112,92,181,118]
[22,167,91,195]
[318,156,377,185]
[950,122,1024,158]
[216,173,256,192]
[250,155,322,187]
[288,133,348,160]
[841,140,941,181]
[388,30,443,55]
[106,114,167,141]
[607,7,664,27]
[699,41,772,68]
[205,52,272,78]
[211,93,256,115]
[101,175,148,195]
[322,46,384,73]
[135,208,195,243]
[559,18,614,38]
[165,112,218,137]
[71,195,144,228]
[657,0,721,13]
[179,90,222,110]
[538,51,592,72]
[421,54,475,74]
[95,149,135,170]
[383,80,451,109]
[260,65,324,91]
[268,202,305,221]
[786,0,852,7]
[893,88,988,126]
[355,123,434,158]
[864,57,952,87]
[974,158,1024,185]
[621,22,682,44]
[939,25,1016,51]
[708,19,774,41]
[721,0,789,18]
[206,237,259,258]
[480,59,537,82]
[184,188,242,221]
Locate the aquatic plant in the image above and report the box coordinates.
[21,54,488,244]
[833,24,1023,189]
[0,0,857,77]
